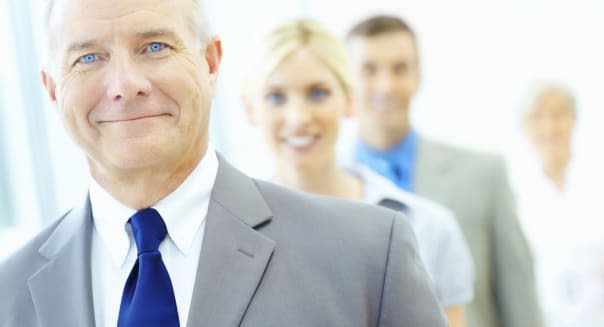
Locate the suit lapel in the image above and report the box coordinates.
[28,196,96,327]
[187,157,275,327]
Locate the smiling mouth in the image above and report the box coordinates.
[99,114,170,124]
[282,135,320,149]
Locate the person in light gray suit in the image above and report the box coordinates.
[0,1,446,326]
[347,15,543,327]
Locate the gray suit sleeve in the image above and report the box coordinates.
[378,212,448,326]
[490,158,544,327]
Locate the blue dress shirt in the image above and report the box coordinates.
[354,129,419,192]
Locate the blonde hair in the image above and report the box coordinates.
[242,18,352,101]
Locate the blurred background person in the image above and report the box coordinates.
[511,83,604,327]
[241,18,474,327]
[345,15,543,327]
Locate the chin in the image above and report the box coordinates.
[291,153,330,171]
[102,142,177,171]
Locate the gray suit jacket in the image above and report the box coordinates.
[414,138,543,327]
[0,157,446,327]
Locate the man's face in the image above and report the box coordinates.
[523,91,576,165]
[42,0,221,177]
[348,31,420,139]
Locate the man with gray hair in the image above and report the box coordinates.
[0,1,447,326]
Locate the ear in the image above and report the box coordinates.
[205,36,222,79]
[569,111,577,126]
[241,96,258,126]
[40,69,57,103]
[411,64,421,94]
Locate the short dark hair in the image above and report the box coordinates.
[347,15,416,40]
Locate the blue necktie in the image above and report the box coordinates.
[117,208,180,327]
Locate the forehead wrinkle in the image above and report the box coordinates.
[48,0,202,71]
[61,18,186,52]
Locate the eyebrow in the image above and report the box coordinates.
[265,80,332,90]
[65,29,183,54]
[66,39,101,53]
[135,29,182,42]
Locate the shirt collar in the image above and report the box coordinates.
[90,145,219,267]
[355,129,419,177]
[347,164,417,221]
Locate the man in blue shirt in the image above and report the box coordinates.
[346,15,544,327]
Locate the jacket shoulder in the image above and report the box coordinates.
[0,210,72,319]
[253,179,403,239]
[250,180,446,326]
[421,138,501,162]
[419,137,508,176]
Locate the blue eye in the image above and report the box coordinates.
[309,88,329,100]
[78,53,99,64]
[265,92,285,105]
[147,42,166,53]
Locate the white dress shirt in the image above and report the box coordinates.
[90,147,218,327]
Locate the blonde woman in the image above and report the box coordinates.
[242,19,474,327]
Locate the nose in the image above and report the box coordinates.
[284,98,313,126]
[540,115,560,138]
[375,70,397,93]
[105,55,152,102]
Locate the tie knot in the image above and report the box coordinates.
[129,208,168,255]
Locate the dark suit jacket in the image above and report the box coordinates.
[0,157,446,326]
